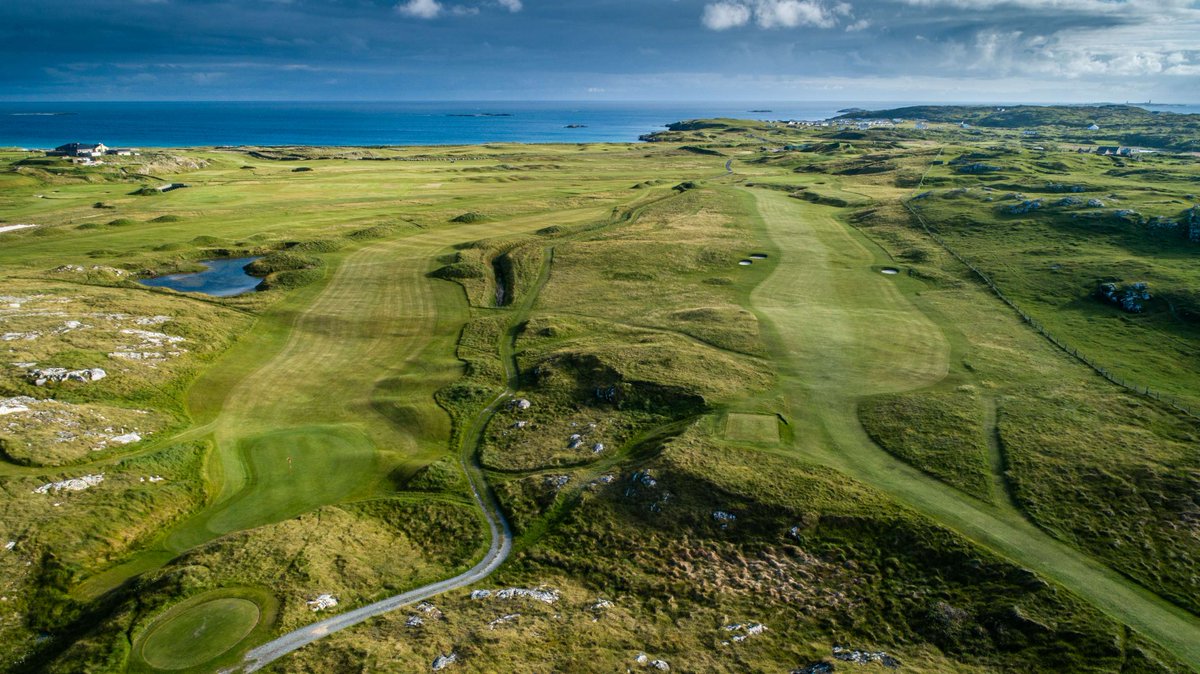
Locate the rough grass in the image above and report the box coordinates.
[905,150,1200,410]
[1000,384,1200,615]
[859,388,992,500]
[283,426,1186,673]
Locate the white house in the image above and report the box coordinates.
[50,142,108,157]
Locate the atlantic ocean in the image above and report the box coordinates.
[0,100,896,148]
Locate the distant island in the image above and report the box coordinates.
[748,109,772,113]
[564,124,587,128]
[447,113,512,117]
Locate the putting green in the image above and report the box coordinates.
[139,597,260,670]
[724,413,779,443]
[203,425,379,535]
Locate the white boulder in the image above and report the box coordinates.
[33,473,104,494]
[306,594,338,611]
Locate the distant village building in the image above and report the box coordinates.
[49,142,107,157]
[47,142,138,158]
[1096,146,1134,156]
[1087,123,1101,131]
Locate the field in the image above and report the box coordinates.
[1,106,1199,673]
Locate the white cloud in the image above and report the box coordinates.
[397,0,521,19]
[755,0,836,28]
[703,2,752,30]
[397,0,442,19]
[896,0,1193,9]
[703,1,846,31]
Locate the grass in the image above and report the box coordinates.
[905,154,1200,410]
[137,595,261,670]
[858,388,992,500]
[3,115,1200,672]
[285,420,1184,673]
[0,141,725,669]
[200,426,380,535]
[745,188,1200,668]
[723,412,780,444]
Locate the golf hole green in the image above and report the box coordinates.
[140,597,261,670]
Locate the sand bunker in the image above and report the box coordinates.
[749,253,768,260]
[0,224,36,234]
[880,267,899,275]
[738,260,753,266]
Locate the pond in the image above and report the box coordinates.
[139,257,262,297]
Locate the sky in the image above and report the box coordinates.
[1,0,1198,102]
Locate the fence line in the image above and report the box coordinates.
[904,153,1197,420]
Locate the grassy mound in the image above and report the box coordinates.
[859,389,992,501]
[347,223,397,240]
[253,266,323,290]
[243,251,320,276]
[450,211,488,223]
[284,238,341,253]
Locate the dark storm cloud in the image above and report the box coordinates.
[1,0,1197,100]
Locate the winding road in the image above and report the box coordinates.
[240,390,514,672]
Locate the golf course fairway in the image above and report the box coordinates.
[77,205,613,598]
[747,188,1200,669]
